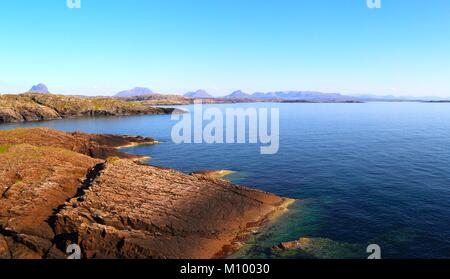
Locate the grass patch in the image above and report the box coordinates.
[0,145,11,154]
[106,156,121,163]
[0,128,32,139]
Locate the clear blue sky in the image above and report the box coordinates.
[1,0,449,97]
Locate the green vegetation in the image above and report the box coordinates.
[0,144,11,154]
[106,156,121,163]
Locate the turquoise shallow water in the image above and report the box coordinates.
[3,102,450,258]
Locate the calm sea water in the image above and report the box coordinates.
[2,102,450,258]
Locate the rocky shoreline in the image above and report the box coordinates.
[0,92,363,124]
[190,170,236,179]
[0,93,178,124]
[0,127,294,259]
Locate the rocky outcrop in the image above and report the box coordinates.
[0,127,157,160]
[0,128,293,259]
[0,144,102,259]
[54,159,289,259]
[0,95,61,123]
[0,93,176,124]
[0,128,160,258]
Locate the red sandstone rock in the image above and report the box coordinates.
[0,144,101,259]
[0,128,293,259]
[0,127,157,160]
[54,159,289,259]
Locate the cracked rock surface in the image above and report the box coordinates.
[0,144,101,259]
[54,160,286,259]
[0,128,289,259]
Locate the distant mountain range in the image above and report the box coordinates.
[115,87,153,97]
[22,84,446,102]
[251,91,355,101]
[29,83,50,94]
[350,94,447,101]
[223,90,356,101]
[114,88,360,101]
[184,89,213,98]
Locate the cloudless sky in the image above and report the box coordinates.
[1,0,449,96]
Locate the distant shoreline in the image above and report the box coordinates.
[3,92,449,126]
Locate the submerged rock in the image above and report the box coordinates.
[272,237,365,259]
[191,170,236,179]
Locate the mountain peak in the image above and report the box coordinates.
[224,90,251,99]
[184,89,213,98]
[251,91,356,101]
[29,83,50,94]
[115,87,154,97]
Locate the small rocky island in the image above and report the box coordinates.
[0,128,293,259]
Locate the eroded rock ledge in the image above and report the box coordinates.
[0,128,292,259]
[0,144,101,259]
[54,160,289,259]
[0,127,158,160]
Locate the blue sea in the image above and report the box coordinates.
[3,102,450,258]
